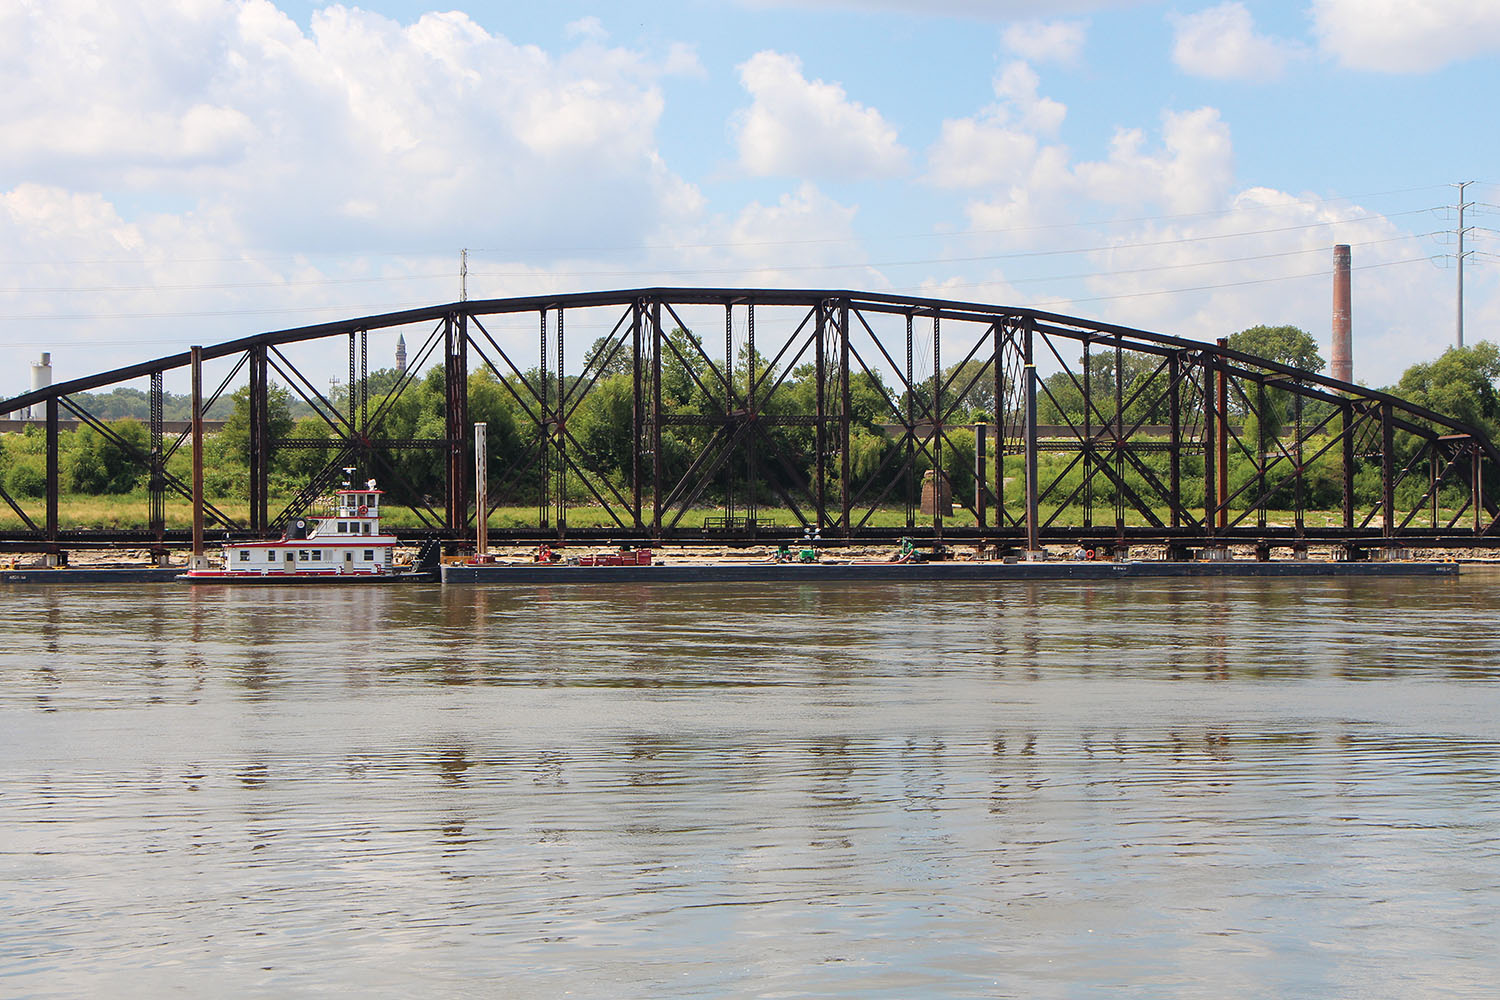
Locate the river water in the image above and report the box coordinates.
[3,574,1500,998]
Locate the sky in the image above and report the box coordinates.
[2,0,1499,400]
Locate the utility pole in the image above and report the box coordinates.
[1454,182,1474,349]
[460,247,469,303]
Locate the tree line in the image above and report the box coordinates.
[4,324,1499,522]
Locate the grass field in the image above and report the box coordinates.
[0,492,1418,534]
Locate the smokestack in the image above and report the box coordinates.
[26,352,52,419]
[1331,245,1352,384]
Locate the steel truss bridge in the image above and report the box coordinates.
[3,288,1499,556]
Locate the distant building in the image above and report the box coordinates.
[395,334,407,373]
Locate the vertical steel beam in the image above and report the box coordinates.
[538,309,549,529]
[1115,339,1126,531]
[149,370,164,540]
[45,396,58,544]
[814,303,827,531]
[1381,402,1395,537]
[1294,393,1305,535]
[1341,401,1356,530]
[248,345,269,533]
[556,307,565,538]
[1474,443,1484,534]
[348,330,357,442]
[1430,443,1438,528]
[1256,381,1267,530]
[932,312,943,541]
[905,313,915,530]
[1203,354,1217,541]
[1215,338,1229,530]
[974,420,987,528]
[725,303,734,521]
[475,421,488,555]
[1082,338,1092,528]
[631,299,644,530]
[191,346,204,556]
[360,328,368,432]
[1023,320,1040,552]
[651,299,663,537]
[1168,352,1181,529]
[840,299,852,536]
[445,312,468,533]
[993,322,1004,524]
[747,302,757,529]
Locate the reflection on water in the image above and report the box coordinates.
[3,576,1500,997]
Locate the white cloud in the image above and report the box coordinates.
[1002,20,1088,65]
[1311,0,1500,72]
[564,16,607,41]
[0,0,700,252]
[1074,107,1234,214]
[1170,3,1298,80]
[0,0,713,381]
[733,51,908,179]
[926,61,1067,192]
[744,0,1148,18]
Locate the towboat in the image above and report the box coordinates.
[184,478,404,582]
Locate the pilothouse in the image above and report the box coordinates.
[185,474,399,581]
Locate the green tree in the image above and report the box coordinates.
[219,383,295,466]
[1393,342,1500,435]
[65,419,151,493]
[1227,325,1325,373]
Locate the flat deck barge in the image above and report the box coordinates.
[440,559,1460,584]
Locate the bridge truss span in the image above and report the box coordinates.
[3,288,1498,555]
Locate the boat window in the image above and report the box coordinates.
[238,550,249,562]
[363,523,372,535]
[311,550,322,561]
[338,521,347,532]
[363,549,374,560]
[267,550,276,561]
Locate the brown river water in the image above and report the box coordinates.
[3,574,1500,998]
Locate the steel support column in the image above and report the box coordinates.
[45,397,58,543]
[1342,401,1356,530]
[1381,402,1395,537]
[445,312,469,533]
[248,345,269,533]
[149,371,165,540]
[1203,356,1217,541]
[191,346,204,556]
[651,299,663,538]
[1023,321,1040,552]
[814,304,827,531]
[631,299,644,530]
[839,299,852,536]
[1168,352,1181,529]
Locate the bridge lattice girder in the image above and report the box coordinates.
[3,288,1498,553]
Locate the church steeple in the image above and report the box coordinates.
[395,334,407,373]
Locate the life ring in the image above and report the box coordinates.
[1085,548,1095,560]
[358,505,368,516]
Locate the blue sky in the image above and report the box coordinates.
[2,0,1498,394]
